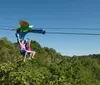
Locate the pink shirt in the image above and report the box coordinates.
[26,44,31,51]
[20,43,26,50]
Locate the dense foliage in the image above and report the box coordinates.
[0,37,100,85]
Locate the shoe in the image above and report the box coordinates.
[28,57,32,60]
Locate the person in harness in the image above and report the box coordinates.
[17,34,35,62]
[25,38,36,59]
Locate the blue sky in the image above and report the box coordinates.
[0,0,100,56]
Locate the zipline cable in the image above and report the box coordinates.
[0,28,14,31]
[1,27,100,36]
[46,32,100,36]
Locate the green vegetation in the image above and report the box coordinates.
[0,37,100,85]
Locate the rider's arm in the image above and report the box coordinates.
[17,34,21,44]
[29,40,31,45]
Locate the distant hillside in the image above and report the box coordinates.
[0,37,100,85]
